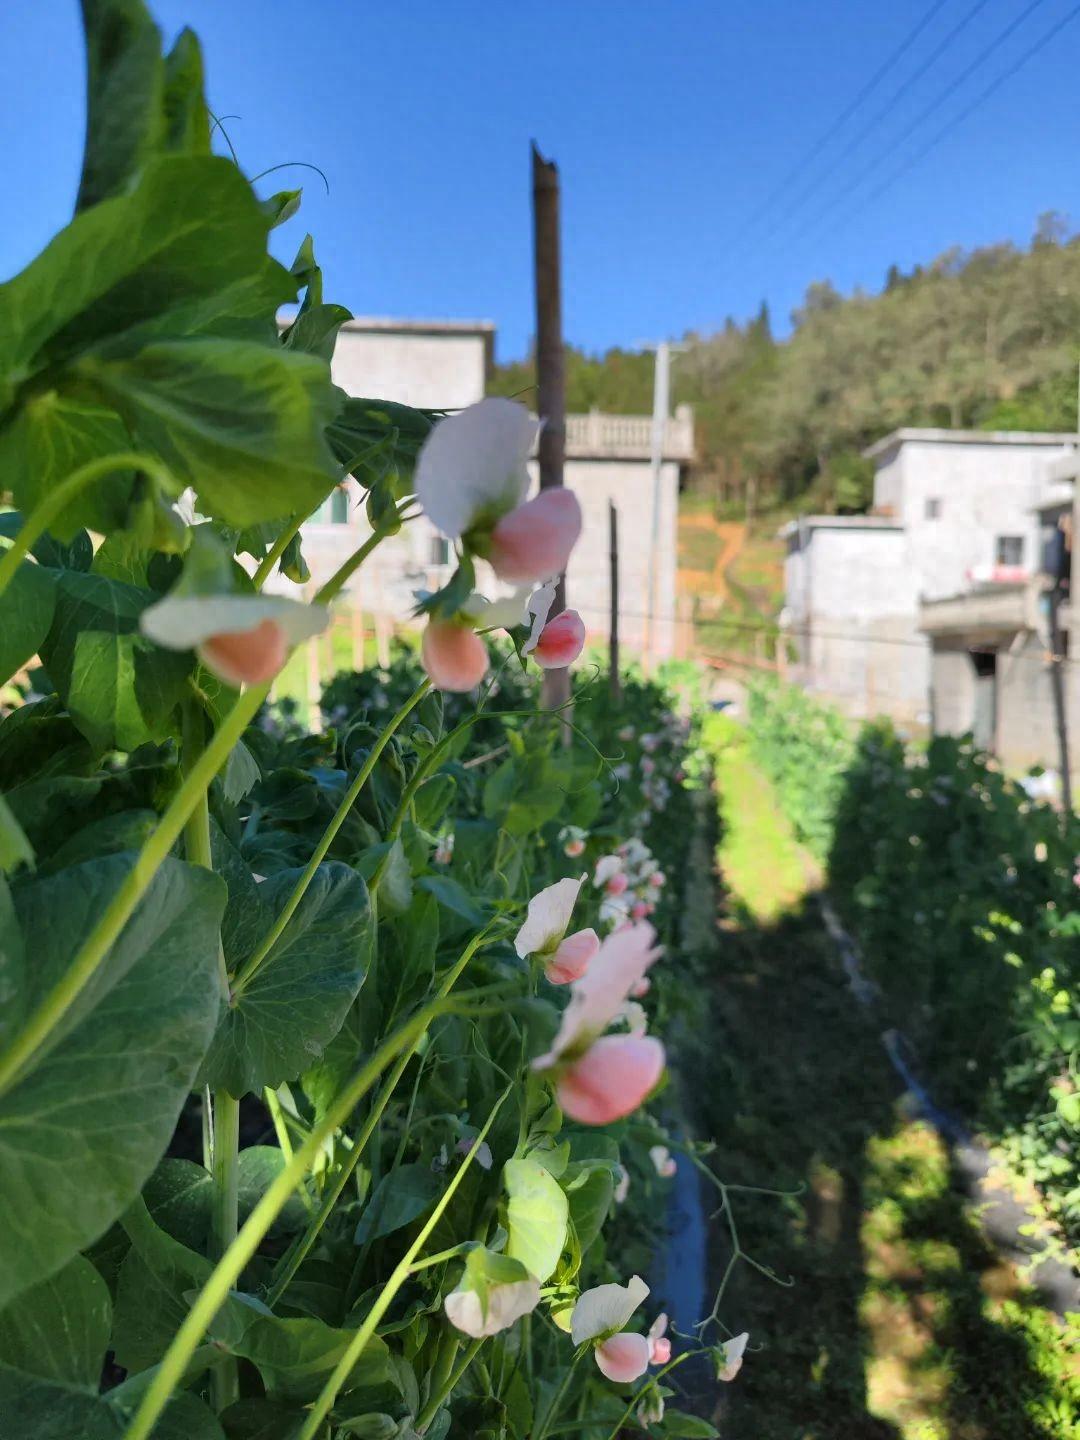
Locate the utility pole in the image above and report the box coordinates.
[531,142,570,717]
[609,500,621,701]
[642,341,672,672]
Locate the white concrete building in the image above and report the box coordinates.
[297,318,693,658]
[782,429,1079,729]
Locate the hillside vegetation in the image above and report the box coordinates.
[491,215,1080,515]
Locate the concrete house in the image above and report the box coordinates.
[782,429,1079,748]
[293,317,693,658]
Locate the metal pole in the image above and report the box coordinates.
[531,142,571,718]
[643,341,671,672]
[609,500,621,701]
[1049,581,1073,821]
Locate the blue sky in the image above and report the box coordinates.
[4,1,1080,359]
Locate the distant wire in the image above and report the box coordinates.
[850,0,1080,219]
[738,0,952,238]
[758,0,994,248]
[780,0,1052,253]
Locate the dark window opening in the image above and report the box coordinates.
[925,497,941,520]
[995,535,1023,567]
[429,535,451,566]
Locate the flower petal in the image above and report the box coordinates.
[141,594,328,651]
[534,922,660,1064]
[522,580,559,653]
[531,609,586,669]
[556,1034,665,1125]
[595,1331,651,1383]
[415,398,537,538]
[514,875,585,959]
[718,1331,750,1382]
[421,620,489,692]
[545,927,601,985]
[489,488,582,584]
[570,1274,650,1345]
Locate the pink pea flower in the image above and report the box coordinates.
[647,1312,671,1366]
[556,1034,665,1125]
[648,871,666,889]
[649,1145,677,1179]
[546,927,601,985]
[606,872,629,898]
[630,901,650,921]
[141,593,326,688]
[641,757,656,777]
[566,837,586,857]
[637,1390,665,1427]
[421,619,489,692]
[717,1331,750,1382]
[536,922,661,1062]
[594,855,624,890]
[571,1275,651,1383]
[631,976,651,997]
[515,875,586,961]
[530,609,586,669]
[489,489,582,584]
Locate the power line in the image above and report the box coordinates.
[780,0,1052,253]
[758,0,994,249]
[853,0,1080,218]
[738,0,952,238]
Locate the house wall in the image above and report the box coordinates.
[788,526,928,724]
[885,438,1075,601]
[330,325,489,409]
[929,646,977,737]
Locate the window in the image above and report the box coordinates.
[924,497,941,520]
[429,535,451,566]
[995,535,1023,567]
[313,486,349,524]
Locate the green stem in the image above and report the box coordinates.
[294,1088,511,1440]
[314,502,412,606]
[263,921,498,1308]
[231,679,431,997]
[121,998,464,1440]
[415,1335,483,1433]
[0,680,270,1100]
[0,450,175,603]
[182,703,240,1412]
[602,1351,695,1440]
[252,511,308,590]
[534,1349,584,1440]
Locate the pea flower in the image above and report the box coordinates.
[141,593,327,688]
[526,609,586,669]
[546,928,601,985]
[533,923,665,1125]
[421,618,489,692]
[515,875,585,959]
[613,1164,630,1205]
[716,1331,750,1382]
[637,1389,664,1427]
[414,398,581,584]
[560,825,588,858]
[571,1275,651,1382]
[649,1146,676,1179]
[444,1248,541,1338]
[647,1312,671,1365]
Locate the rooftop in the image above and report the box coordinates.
[863,427,1080,461]
[779,514,902,539]
[338,315,497,336]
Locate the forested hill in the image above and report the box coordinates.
[489,218,1080,513]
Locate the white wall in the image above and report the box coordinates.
[330,327,488,409]
[885,439,1075,601]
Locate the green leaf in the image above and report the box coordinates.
[0,854,225,1308]
[659,1413,720,1437]
[503,1158,568,1283]
[0,1254,111,1387]
[111,1196,210,1373]
[39,570,192,752]
[0,799,34,874]
[237,1146,308,1236]
[0,157,276,387]
[76,0,166,212]
[221,1311,393,1403]
[283,304,353,362]
[0,1366,227,1440]
[161,27,211,157]
[353,1163,442,1245]
[566,1167,614,1253]
[200,861,373,1096]
[417,875,488,927]
[220,1398,317,1438]
[0,393,138,541]
[0,559,55,687]
[359,837,412,914]
[261,189,303,229]
[80,338,342,528]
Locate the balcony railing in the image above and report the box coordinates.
[560,407,695,461]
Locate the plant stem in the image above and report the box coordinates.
[602,1351,694,1440]
[121,998,465,1440]
[231,678,431,997]
[0,680,270,1100]
[533,1349,584,1440]
[182,702,240,1412]
[313,503,412,606]
[415,1336,483,1433]
[251,510,308,590]
[264,921,498,1308]
[0,450,175,603]
[294,1089,512,1440]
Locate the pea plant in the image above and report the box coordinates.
[0,5,760,1439]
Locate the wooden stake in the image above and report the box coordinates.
[608,500,621,702]
[532,141,571,720]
